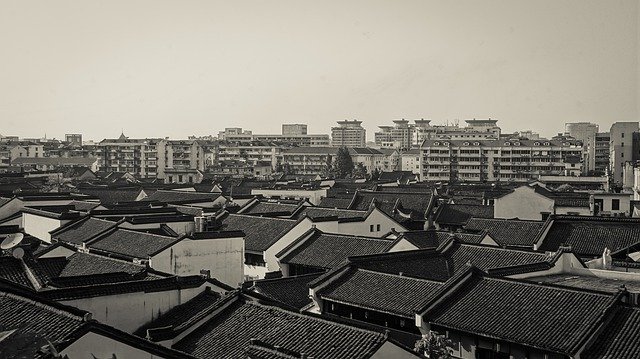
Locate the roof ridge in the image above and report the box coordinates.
[356,268,441,283]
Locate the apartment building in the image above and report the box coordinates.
[331,120,366,147]
[157,139,205,183]
[96,134,206,181]
[218,126,330,147]
[96,134,163,178]
[374,119,413,150]
[594,132,610,175]
[609,122,639,186]
[565,122,598,173]
[419,138,583,182]
[375,118,501,149]
[217,141,284,169]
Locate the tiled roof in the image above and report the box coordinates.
[350,241,553,282]
[51,217,117,245]
[317,197,352,209]
[134,289,229,340]
[397,230,453,249]
[250,273,322,310]
[446,243,550,274]
[318,268,442,318]
[463,218,544,247]
[144,190,223,204]
[425,276,618,355]
[524,274,640,294]
[349,190,432,220]
[219,214,297,252]
[240,202,301,216]
[39,275,206,301]
[41,252,147,279]
[533,186,590,207]
[292,207,367,221]
[280,231,393,270]
[0,289,86,348]
[434,204,494,226]
[0,257,34,289]
[583,306,640,359]
[89,228,182,258]
[76,188,142,204]
[538,216,640,257]
[174,299,386,359]
[11,157,97,166]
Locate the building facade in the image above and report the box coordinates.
[331,120,366,147]
[419,138,583,183]
[609,122,640,186]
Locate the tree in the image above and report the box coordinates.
[414,331,453,359]
[334,147,354,178]
[370,168,381,181]
[353,162,367,178]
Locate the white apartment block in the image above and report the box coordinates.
[419,138,583,183]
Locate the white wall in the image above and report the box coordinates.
[494,186,554,220]
[61,331,168,359]
[22,212,70,243]
[152,237,244,287]
[61,284,215,333]
[264,218,314,274]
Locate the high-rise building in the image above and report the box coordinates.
[609,122,639,186]
[331,120,366,147]
[282,124,307,135]
[565,122,598,173]
[594,132,610,175]
[374,119,413,149]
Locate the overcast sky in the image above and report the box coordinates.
[0,0,638,141]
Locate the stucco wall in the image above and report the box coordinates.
[61,331,167,359]
[494,187,554,220]
[152,237,244,287]
[22,212,69,243]
[61,285,206,333]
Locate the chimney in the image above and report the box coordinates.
[200,269,211,279]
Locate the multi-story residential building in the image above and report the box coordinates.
[374,119,413,150]
[348,148,387,174]
[419,138,583,182]
[609,122,639,186]
[280,147,336,175]
[218,126,329,147]
[331,120,366,147]
[217,141,285,169]
[376,118,502,149]
[594,132,610,175]
[282,124,307,135]
[565,122,598,173]
[157,140,205,183]
[400,149,421,174]
[218,128,253,141]
[96,134,162,178]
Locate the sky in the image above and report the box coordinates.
[0,0,638,141]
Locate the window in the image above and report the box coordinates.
[376,224,381,231]
[178,175,183,182]
[168,176,173,183]
[370,225,374,232]
[612,199,620,211]
[622,132,625,138]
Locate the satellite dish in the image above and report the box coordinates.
[12,247,24,259]
[1,233,24,250]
